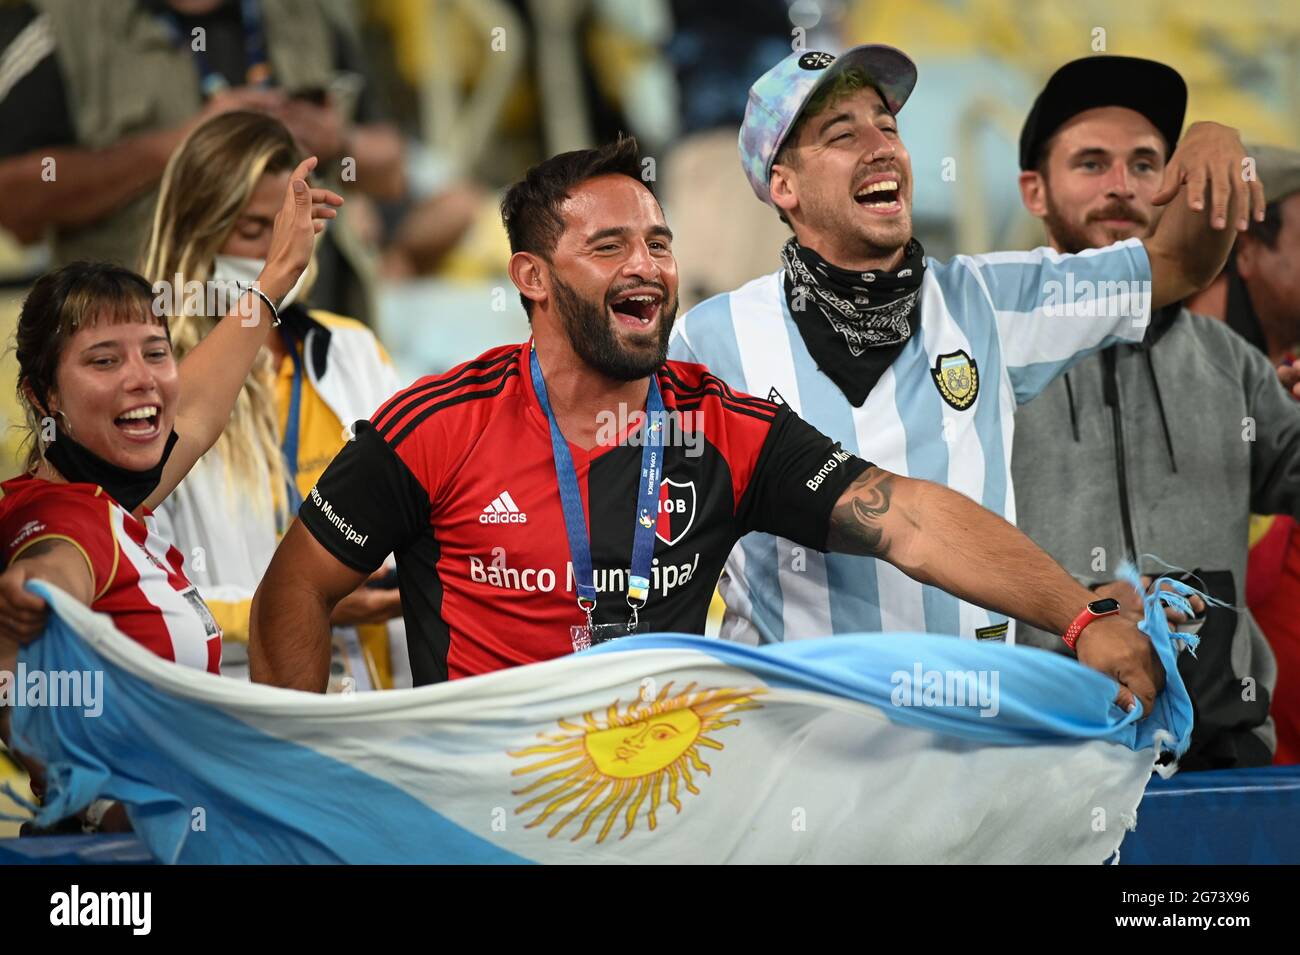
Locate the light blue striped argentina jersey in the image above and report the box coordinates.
[668,237,1152,645]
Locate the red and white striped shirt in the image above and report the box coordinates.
[0,476,221,673]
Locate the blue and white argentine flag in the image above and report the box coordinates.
[8,580,1192,864]
[671,239,1151,646]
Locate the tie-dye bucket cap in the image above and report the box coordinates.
[739,45,917,207]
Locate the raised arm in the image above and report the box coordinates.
[144,157,343,509]
[249,520,368,691]
[826,467,1163,715]
[1144,122,1267,309]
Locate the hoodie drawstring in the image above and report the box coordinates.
[1063,372,1080,442]
[1143,349,1178,473]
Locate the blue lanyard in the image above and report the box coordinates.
[160,0,273,98]
[529,347,664,627]
[280,330,304,514]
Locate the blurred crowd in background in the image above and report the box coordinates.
[2,0,1297,476]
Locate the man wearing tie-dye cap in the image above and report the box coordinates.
[670,46,1264,652]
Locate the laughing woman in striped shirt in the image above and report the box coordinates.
[0,157,340,661]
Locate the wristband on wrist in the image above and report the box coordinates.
[1062,598,1122,650]
[82,798,118,833]
[245,285,281,327]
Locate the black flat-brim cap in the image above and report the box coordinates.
[1019,56,1188,170]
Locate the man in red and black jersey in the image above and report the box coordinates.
[251,139,1164,717]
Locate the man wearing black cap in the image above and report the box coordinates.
[1011,56,1300,770]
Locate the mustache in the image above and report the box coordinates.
[1087,202,1148,225]
[605,280,670,304]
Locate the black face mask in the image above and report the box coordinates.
[43,427,179,512]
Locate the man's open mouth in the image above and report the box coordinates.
[855,177,902,214]
[114,405,161,440]
[609,289,663,329]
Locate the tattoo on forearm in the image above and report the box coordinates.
[827,468,895,556]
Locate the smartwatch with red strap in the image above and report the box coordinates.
[1062,598,1122,650]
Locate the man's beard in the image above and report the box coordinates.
[1043,192,1151,254]
[814,196,911,265]
[551,277,676,381]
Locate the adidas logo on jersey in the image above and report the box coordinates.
[480,490,528,524]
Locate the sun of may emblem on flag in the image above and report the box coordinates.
[931,349,979,410]
[508,683,763,843]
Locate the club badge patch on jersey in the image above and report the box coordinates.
[931,350,979,411]
[181,586,221,639]
[656,478,697,546]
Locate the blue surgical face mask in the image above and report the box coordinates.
[211,254,308,309]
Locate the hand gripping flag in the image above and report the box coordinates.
[6,580,1194,863]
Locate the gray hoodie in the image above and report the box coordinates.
[1012,306,1300,769]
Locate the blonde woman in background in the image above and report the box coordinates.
[142,111,406,687]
